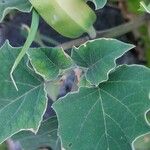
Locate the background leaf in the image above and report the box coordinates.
[0,0,32,22]
[13,116,61,150]
[27,47,73,81]
[72,38,134,85]
[127,0,141,14]
[0,41,47,144]
[53,65,150,150]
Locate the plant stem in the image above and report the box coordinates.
[40,34,60,46]
[57,14,150,50]
[10,9,39,91]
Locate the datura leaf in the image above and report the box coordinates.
[53,65,150,150]
[140,1,150,13]
[27,47,73,81]
[13,116,61,150]
[88,0,107,9]
[72,38,135,86]
[0,0,32,22]
[29,0,96,38]
[0,41,47,144]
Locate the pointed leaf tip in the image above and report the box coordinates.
[71,38,135,86]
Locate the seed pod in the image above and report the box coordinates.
[29,0,96,38]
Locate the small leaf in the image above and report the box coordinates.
[0,41,47,143]
[13,116,61,150]
[45,81,61,101]
[53,65,150,150]
[27,47,73,81]
[72,38,135,85]
[0,0,32,22]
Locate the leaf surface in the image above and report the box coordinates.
[0,0,31,22]
[72,38,134,85]
[0,41,47,143]
[27,47,73,81]
[53,65,150,150]
[13,116,61,150]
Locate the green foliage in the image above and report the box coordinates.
[72,39,134,85]
[138,25,150,67]
[0,41,47,144]
[53,65,150,150]
[27,47,73,81]
[0,0,31,22]
[127,0,142,14]
[13,116,61,150]
[0,0,150,150]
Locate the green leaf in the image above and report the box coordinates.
[53,65,150,150]
[45,81,61,101]
[27,47,73,81]
[0,0,32,22]
[0,41,47,144]
[127,0,142,14]
[72,38,134,86]
[140,1,150,13]
[13,116,61,150]
[88,0,107,9]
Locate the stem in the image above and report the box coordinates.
[40,34,60,46]
[88,26,96,39]
[57,14,150,50]
[10,9,39,91]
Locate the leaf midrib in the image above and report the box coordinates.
[0,84,42,114]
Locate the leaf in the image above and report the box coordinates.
[53,65,150,150]
[0,0,32,22]
[27,47,73,81]
[127,0,142,14]
[88,0,107,9]
[140,1,150,13]
[72,38,135,86]
[0,41,48,144]
[45,81,61,101]
[13,116,61,150]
